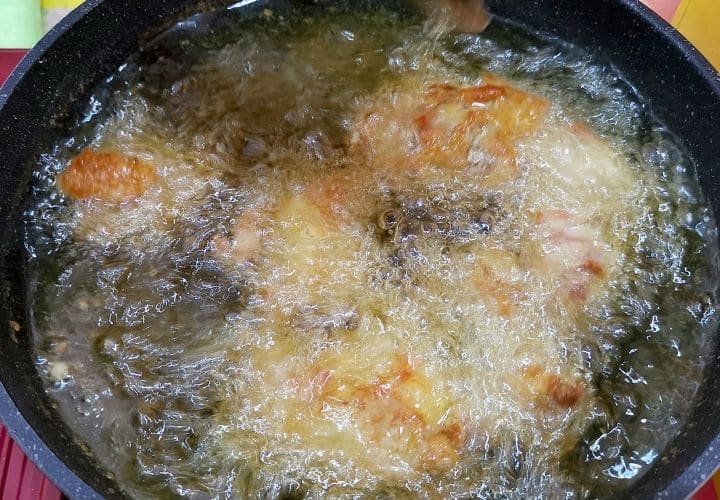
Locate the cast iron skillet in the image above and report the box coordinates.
[0,0,718,498]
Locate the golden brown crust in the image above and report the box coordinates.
[58,149,156,202]
[522,364,585,409]
[305,354,464,472]
[353,78,549,189]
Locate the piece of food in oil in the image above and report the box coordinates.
[57,148,157,202]
[352,75,549,186]
[28,7,718,499]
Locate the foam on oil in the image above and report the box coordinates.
[25,3,718,498]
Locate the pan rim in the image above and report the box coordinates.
[0,0,718,498]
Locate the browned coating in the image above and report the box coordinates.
[58,149,156,202]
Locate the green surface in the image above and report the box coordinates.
[0,0,43,49]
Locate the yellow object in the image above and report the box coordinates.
[42,0,84,8]
[42,0,85,33]
[672,0,720,70]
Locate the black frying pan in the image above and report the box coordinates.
[0,1,718,498]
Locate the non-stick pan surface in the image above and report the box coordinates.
[0,1,718,498]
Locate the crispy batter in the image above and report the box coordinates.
[58,149,156,202]
[306,354,463,472]
[353,77,548,187]
[545,375,584,408]
[470,249,526,318]
[521,364,585,409]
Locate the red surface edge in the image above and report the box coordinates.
[0,425,62,500]
[640,0,682,22]
[0,50,27,86]
[696,477,720,500]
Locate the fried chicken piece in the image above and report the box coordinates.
[58,149,157,202]
[353,76,548,187]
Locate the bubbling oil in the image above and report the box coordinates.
[26,3,718,499]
